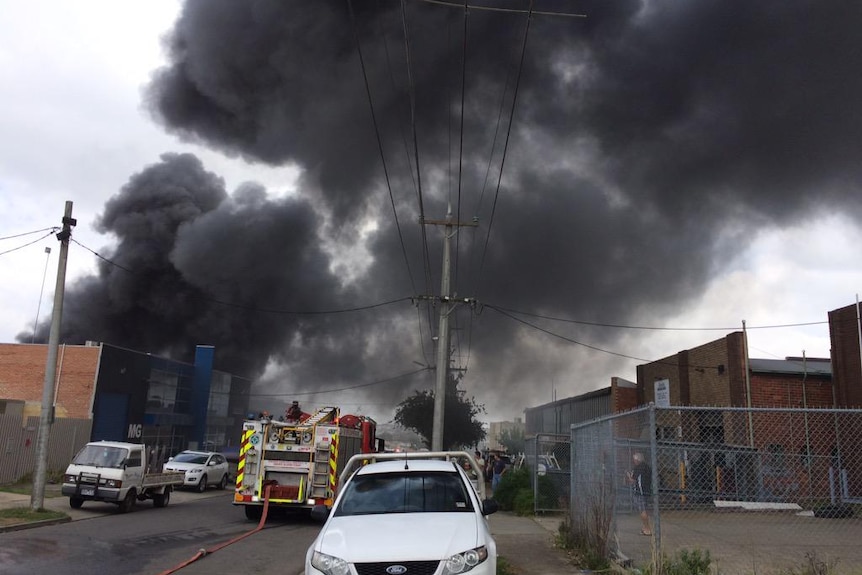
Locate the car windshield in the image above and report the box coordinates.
[334,471,474,516]
[72,445,128,468]
[173,453,209,464]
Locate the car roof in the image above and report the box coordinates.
[178,450,219,456]
[354,459,460,475]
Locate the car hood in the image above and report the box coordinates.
[163,462,202,472]
[314,513,484,562]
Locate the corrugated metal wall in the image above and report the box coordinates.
[525,389,612,436]
[0,414,91,484]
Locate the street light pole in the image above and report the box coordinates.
[31,201,75,511]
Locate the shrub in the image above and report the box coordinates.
[492,467,531,510]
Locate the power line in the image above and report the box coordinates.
[0,227,59,241]
[487,305,731,372]
[400,0,436,305]
[237,366,430,399]
[476,1,534,297]
[346,0,418,297]
[0,230,57,257]
[485,303,829,331]
[416,0,586,19]
[71,238,412,316]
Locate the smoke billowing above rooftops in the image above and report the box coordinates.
[22,1,862,419]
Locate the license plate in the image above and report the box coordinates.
[81,487,95,496]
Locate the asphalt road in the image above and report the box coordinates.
[0,491,317,575]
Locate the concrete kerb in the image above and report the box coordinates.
[0,483,228,533]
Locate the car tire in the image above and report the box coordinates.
[218,474,228,490]
[153,486,171,508]
[118,489,136,513]
[197,474,208,493]
[69,497,84,509]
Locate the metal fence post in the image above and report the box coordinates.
[649,403,660,547]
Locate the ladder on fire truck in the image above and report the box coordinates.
[303,406,338,427]
[306,407,339,499]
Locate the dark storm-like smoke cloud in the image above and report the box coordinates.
[26,0,862,419]
[25,153,419,388]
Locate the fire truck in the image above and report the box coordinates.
[233,406,381,520]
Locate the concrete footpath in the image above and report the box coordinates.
[1,486,582,573]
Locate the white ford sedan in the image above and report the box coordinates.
[163,450,230,492]
[306,452,498,575]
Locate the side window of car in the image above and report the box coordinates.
[126,451,142,468]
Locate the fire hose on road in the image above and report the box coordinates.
[155,482,276,575]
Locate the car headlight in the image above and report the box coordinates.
[187,469,201,475]
[443,546,488,574]
[311,551,350,575]
[104,479,122,488]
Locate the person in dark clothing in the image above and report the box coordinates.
[286,401,303,422]
[491,454,508,495]
[626,452,653,535]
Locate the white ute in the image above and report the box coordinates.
[62,441,185,513]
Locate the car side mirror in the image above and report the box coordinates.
[310,504,330,522]
[481,498,498,516]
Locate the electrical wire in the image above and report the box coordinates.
[487,304,726,372]
[233,367,430,399]
[0,230,57,257]
[486,302,829,331]
[416,0,586,19]
[346,0,418,297]
[0,226,59,241]
[476,0,534,298]
[71,238,411,316]
[400,0,436,304]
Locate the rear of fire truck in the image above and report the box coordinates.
[233,406,379,520]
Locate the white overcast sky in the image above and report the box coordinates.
[1,1,861,419]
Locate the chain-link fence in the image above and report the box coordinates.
[570,405,862,574]
[523,433,571,513]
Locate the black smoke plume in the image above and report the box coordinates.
[25,0,862,420]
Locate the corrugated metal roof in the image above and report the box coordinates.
[749,357,831,376]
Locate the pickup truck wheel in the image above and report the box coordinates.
[153,486,172,508]
[69,497,84,509]
[244,505,263,521]
[196,474,208,493]
[118,489,136,513]
[218,474,228,490]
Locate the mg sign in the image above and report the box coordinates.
[127,423,143,439]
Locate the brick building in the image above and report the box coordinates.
[0,341,250,456]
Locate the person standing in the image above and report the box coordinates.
[626,452,652,535]
[491,454,507,495]
[474,451,486,482]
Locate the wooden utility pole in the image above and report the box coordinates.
[423,206,477,451]
[31,201,75,511]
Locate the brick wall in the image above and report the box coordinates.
[638,333,742,407]
[0,343,100,419]
[829,303,862,407]
[611,376,640,412]
[749,373,833,408]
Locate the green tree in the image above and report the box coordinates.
[497,426,525,455]
[394,375,486,450]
